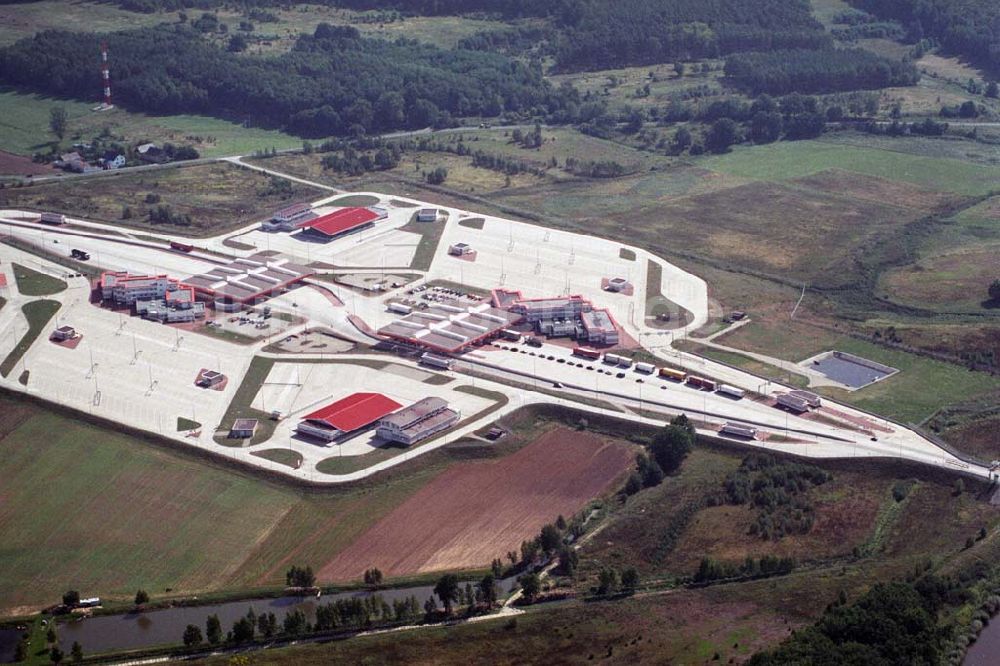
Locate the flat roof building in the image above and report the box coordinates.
[448,242,473,256]
[581,309,620,345]
[296,392,402,443]
[416,208,438,222]
[378,302,523,354]
[376,397,460,446]
[51,325,76,341]
[262,202,317,231]
[99,271,194,307]
[229,419,258,439]
[183,256,312,310]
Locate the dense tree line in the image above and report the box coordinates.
[724,48,919,95]
[0,23,574,138]
[848,0,1000,75]
[693,555,795,583]
[748,580,950,665]
[545,0,830,72]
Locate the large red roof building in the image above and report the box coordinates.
[296,206,386,240]
[295,392,402,443]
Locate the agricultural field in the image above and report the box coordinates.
[0,395,638,614]
[0,162,321,236]
[319,427,636,581]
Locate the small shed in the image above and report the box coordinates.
[51,325,76,341]
[416,208,438,223]
[229,418,259,439]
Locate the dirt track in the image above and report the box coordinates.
[318,428,635,581]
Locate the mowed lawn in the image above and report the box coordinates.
[701,140,1000,196]
[0,395,442,614]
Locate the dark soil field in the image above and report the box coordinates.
[318,427,636,581]
[0,149,55,176]
[0,162,321,237]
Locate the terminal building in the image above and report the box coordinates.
[295,206,387,241]
[295,392,402,443]
[376,397,460,446]
[493,288,621,347]
[99,271,187,306]
[183,256,312,311]
[378,302,523,354]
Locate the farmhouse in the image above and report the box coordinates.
[183,256,312,311]
[296,392,402,443]
[378,302,522,354]
[376,397,460,446]
[296,206,386,241]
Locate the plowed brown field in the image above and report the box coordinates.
[318,428,635,581]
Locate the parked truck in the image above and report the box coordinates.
[658,367,687,382]
[70,248,90,261]
[716,384,745,399]
[686,375,716,391]
[635,362,656,374]
[573,346,602,360]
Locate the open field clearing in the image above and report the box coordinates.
[0,89,307,158]
[701,140,1000,196]
[880,244,1000,311]
[318,427,636,581]
[941,416,1000,460]
[0,162,321,236]
[713,320,1000,424]
[0,1,173,47]
[818,132,1000,167]
[549,61,727,111]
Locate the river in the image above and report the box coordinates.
[964,618,1000,666]
[0,577,520,660]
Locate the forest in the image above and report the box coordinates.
[724,48,919,95]
[848,0,1000,75]
[0,24,575,137]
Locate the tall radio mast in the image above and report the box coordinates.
[96,41,114,111]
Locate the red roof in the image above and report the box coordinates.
[302,392,402,432]
[297,207,379,237]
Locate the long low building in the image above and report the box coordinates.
[376,397,460,446]
[183,256,312,311]
[295,392,402,443]
[296,206,387,241]
[378,302,523,354]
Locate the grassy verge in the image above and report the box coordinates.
[401,213,447,272]
[213,356,276,446]
[176,417,201,432]
[0,299,60,377]
[11,263,66,296]
[252,448,303,469]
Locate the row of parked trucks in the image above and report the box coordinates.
[574,347,746,399]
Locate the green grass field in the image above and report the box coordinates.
[701,140,1000,196]
[813,339,1000,425]
[0,89,307,158]
[11,263,65,296]
[0,299,60,378]
[0,392,452,614]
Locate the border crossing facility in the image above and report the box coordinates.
[0,188,993,487]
